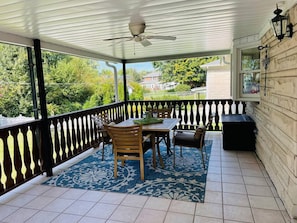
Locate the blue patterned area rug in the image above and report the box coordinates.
[43,141,212,202]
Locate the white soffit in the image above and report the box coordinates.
[0,0,295,62]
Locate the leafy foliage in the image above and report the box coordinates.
[153,57,218,88]
[44,57,98,115]
[174,84,191,92]
[128,81,144,100]
[0,43,145,117]
[0,43,32,116]
[0,43,216,118]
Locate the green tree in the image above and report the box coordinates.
[153,57,218,88]
[45,57,99,115]
[127,68,147,82]
[174,84,191,92]
[153,60,174,83]
[0,43,147,118]
[42,51,68,72]
[0,43,32,117]
[128,81,144,100]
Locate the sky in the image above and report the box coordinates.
[98,61,154,72]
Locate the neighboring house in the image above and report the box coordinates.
[141,71,177,91]
[162,81,177,90]
[201,56,231,99]
[141,71,162,90]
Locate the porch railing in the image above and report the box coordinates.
[0,102,125,195]
[0,99,245,195]
[126,99,246,130]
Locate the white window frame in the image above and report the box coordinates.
[231,37,261,102]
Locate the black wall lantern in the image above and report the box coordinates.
[271,5,293,41]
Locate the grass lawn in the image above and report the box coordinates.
[144,90,206,100]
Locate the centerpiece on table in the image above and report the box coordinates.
[133,111,163,125]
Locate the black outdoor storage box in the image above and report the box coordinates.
[221,114,256,150]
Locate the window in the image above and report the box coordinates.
[231,36,261,101]
[240,48,260,96]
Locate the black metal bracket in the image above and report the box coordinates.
[258,45,270,96]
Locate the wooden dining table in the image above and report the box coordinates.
[115,118,180,168]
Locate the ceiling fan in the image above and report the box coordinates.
[103,23,176,47]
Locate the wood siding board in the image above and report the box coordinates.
[259,99,296,142]
[249,4,297,218]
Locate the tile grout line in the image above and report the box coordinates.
[237,151,256,223]
[218,133,225,223]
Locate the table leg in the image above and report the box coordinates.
[151,134,156,168]
[166,133,173,155]
[157,144,165,168]
[151,133,164,169]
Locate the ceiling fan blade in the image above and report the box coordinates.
[103,37,132,41]
[140,38,152,47]
[107,39,129,47]
[147,35,176,40]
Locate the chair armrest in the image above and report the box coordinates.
[174,125,206,138]
[173,126,196,134]
[174,129,195,134]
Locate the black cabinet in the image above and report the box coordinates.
[221,114,256,150]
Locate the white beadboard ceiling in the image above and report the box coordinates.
[0,0,295,63]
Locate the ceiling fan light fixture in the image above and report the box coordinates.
[134,36,142,42]
[129,23,146,35]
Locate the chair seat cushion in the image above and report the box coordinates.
[174,131,200,147]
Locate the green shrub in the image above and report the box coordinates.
[174,84,191,92]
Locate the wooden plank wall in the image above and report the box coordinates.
[247,4,297,219]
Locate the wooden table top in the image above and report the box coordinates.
[116,118,180,132]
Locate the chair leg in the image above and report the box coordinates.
[157,145,165,168]
[203,145,207,161]
[157,139,161,155]
[156,136,161,157]
[101,142,105,161]
[180,146,183,157]
[200,148,205,169]
[156,134,172,155]
[165,134,172,155]
[173,145,176,167]
[140,157,145,181]
[114,157,118,179]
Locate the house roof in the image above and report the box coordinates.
[143,71,161,78]
[201,55,231,68]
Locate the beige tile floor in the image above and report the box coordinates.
[0,132,296,223]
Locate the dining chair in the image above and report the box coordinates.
[172,125,207,169]
[92,113,114,161]
[150,107,173,155]
[105,124,151,181]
